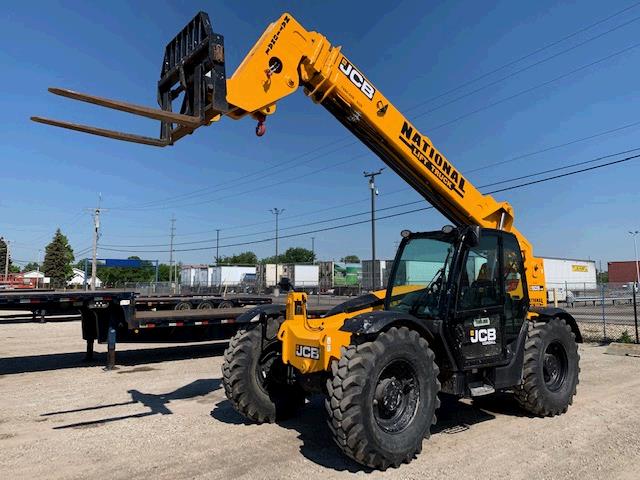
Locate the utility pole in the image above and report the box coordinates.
[630,231,640,287]
[90,209,100,291]
[364,168,384,290]
[36,249,42,289]
[169,216,176,284]
[271,208,284,289]
[311,237,315,265]
[216,229,220,265]
[85,196,106,291]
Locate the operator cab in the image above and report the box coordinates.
[386,225,529,371]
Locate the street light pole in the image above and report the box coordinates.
[271,208,284,290]
[364,168,384,290]
[630,231,640,287]
[311,237,315,265]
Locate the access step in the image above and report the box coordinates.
[469,384,495,397]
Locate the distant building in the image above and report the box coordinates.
[608,261,640,283]
[21,270,50,286]
[68,268,102,288]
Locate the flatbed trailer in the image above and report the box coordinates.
[0,290,327,368]
[134,293,272,311]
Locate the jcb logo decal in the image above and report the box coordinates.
[338,58,375,100]
[295,344,320,360]
[470,328,497,345]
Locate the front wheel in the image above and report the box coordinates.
[222,318,305,423]
[325,327,440,470]
[515,317,580,416]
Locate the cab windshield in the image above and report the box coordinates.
[387,235,454,318]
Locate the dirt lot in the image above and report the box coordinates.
[1,321,639,480]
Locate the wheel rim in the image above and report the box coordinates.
[372,359,420,434]
[543,341,568,392]
[255,346,287,395]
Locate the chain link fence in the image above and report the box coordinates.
[549,282,639,344]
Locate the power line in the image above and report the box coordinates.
[97,148,640,254]
[408,13,640,120]
[111,139,359,210]
[114,156,360,212]
[101,131,640,249]
[115,39,640,214]
[104,3,640,212]
[403,1,640,114]
[100,115,640,241]
[417,40,640,129]
[487,152,640,194]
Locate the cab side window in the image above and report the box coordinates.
[502,234,528,336]
[458,235,501,310]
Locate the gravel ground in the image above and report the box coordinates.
[1,321,639,480]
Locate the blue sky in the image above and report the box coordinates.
[1,0,639,268]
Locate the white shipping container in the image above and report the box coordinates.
[210,266,256,287]
[180,265,209,287]
[542,257,597,302]
[259,264,285,287]
[283,264,319,288]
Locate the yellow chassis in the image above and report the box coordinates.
[278,291,383,374]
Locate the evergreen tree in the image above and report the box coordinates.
[22,262,41,272]
[0,237,12,273]
[42,229,75,286]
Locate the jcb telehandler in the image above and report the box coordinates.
[33,12,581,469]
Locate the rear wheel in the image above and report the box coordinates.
[174,301,192,310]
[218,300,234,309]
[222,317,305,423]
[515,318,579,416]
[197,301,214,309]
[325,327,440,469]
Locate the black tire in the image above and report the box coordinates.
[325,327,440,470]
[196,301,214,310]
[515,318,579,416]
[218,300,234,309]
[222,317,305,423]
[174,301,192,310]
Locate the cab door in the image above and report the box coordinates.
[451,232,507,369]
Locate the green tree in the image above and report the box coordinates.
[98,256,157,286]
[262,247,315,264]
[341,255,360,263]
[22,262,41,272]
[219,251,258,265]
[42,229,75,286]
[0,237,12,273]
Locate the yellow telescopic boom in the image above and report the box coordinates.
[31,12,547,306]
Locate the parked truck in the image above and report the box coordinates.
[282,264,319,290]
[318,261,362,295]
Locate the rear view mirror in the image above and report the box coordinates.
[465,225,481,247]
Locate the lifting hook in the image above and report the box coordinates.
[255,112,267,137]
